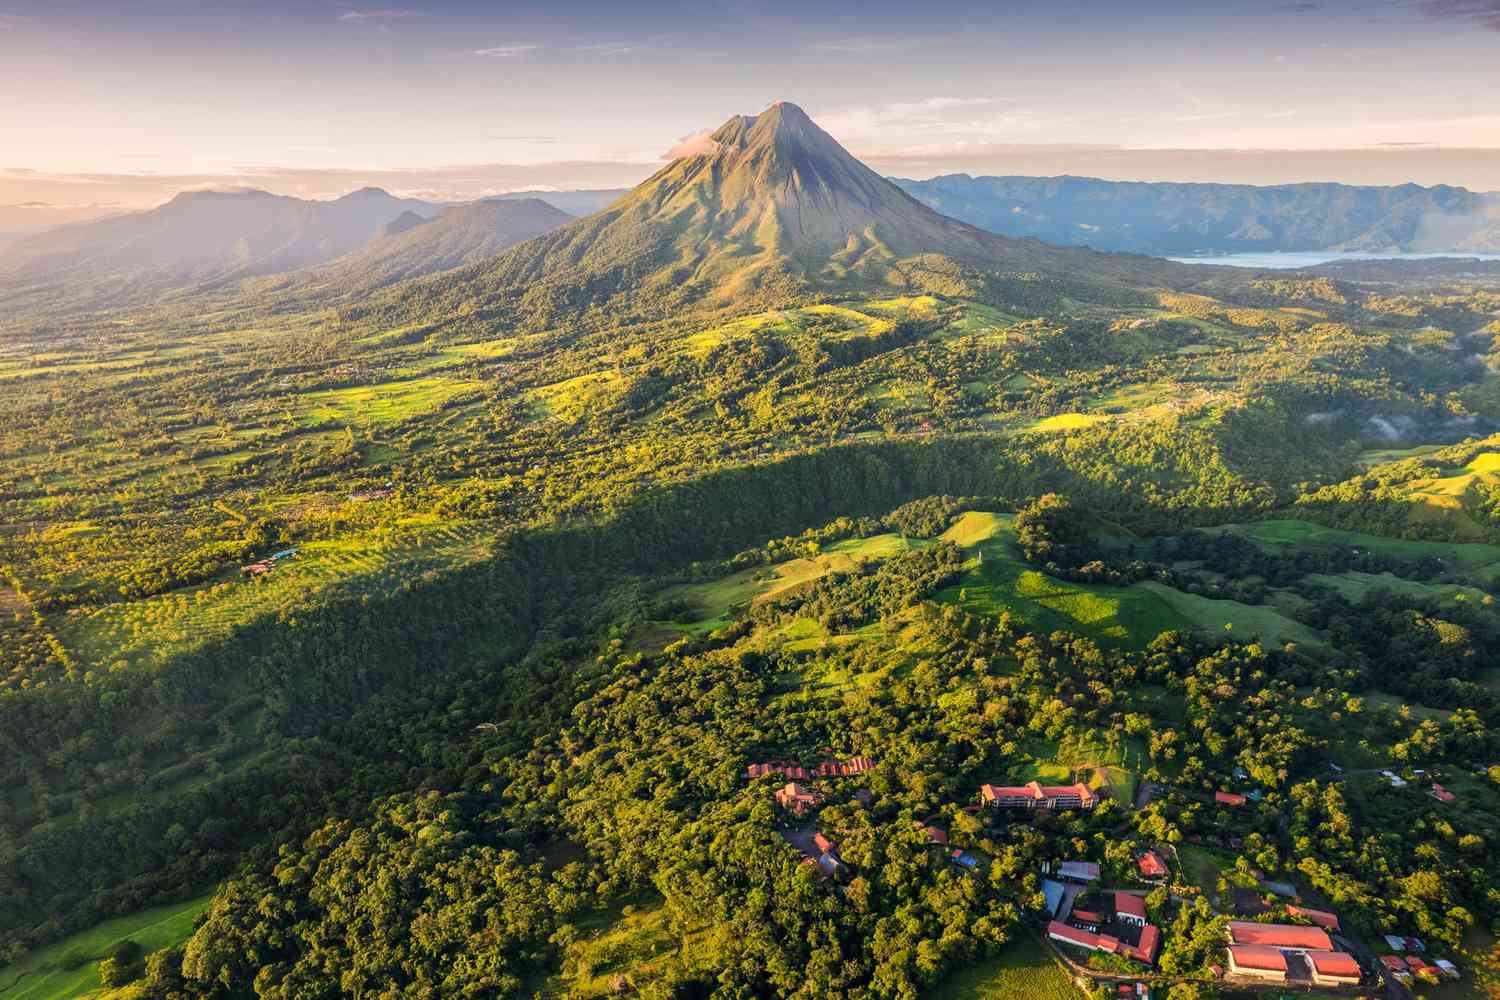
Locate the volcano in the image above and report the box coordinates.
[368,102,1181,327]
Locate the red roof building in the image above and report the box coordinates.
[981,781,1097,810]
[1137,850,1168,878]
[1127,924,1161,965]
[1115,892,1148,926]
[751,757,876,780]
[1287,905,1341,932]
[1215,790,1248,807]
[1228,945,1289,981]
[1072,909,1104,927]
[1431,783,1456,802]
[813,833,835,855]
[1226,921,1333,951]
[1047,921,1119,954]
[1050,919,1161,967]
[923,825,948,846]
[1307,950,1362,986]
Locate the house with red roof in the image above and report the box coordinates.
[981,781,1097,811]
[1137,850,1168,878]
[1215,790,1248,807]
[1431,783,1456,802]
[922,825,948,846]
[813,832,835,855]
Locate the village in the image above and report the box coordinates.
[746,759,1467,1000]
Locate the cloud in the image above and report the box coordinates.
[1276,2,1321,10]
[1406,0,1500,29]
[337,8,421,21]
[472,44,542,57]
[574,42,637,55]
[0,12,31,29]
[661,130,721,160]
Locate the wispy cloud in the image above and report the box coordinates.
[472,44,542,57]
[661,130,721,161]
[337,7,421,21]
[1406,0,1500,29]
[574,42,637,55]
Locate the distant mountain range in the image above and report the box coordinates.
[9,138,1500,325]
[245,198,574,305]
[892,174,1500,255]
[0,187,444,313]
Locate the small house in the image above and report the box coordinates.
[1137,850,1168,878]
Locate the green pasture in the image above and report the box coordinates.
[927,937,1083,1000]
[0,895,210,1000]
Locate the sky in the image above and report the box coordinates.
[3,0,1500,219]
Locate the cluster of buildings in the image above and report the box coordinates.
[747,756,877,781]
[1046,891,1161,967]
[240,547,299,577]
[1222,921,1361,987]
[980,781,1097,811]
[1379,935,1461,984]
[1380,954,1461,984]
[757,756,877,815]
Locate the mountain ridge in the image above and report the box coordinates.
[893,173,1500,254]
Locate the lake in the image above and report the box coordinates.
[1167,250,1500,269]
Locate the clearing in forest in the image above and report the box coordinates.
[0,895,210,1000]
[926,937,1083,1000]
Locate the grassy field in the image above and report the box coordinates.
[657,533,928,633]
[933,512,1189,649]
[1016,730,1145,804]
[1024,412,1111,434]
[1228,519,1500,569]
[1177,845,1236,906]
[1136,581,1328,650]
[927,937,1083,1000]
[0,895,210,1000]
